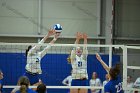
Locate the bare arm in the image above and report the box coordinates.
[96,53,110,72]
[83,33,87,45]
[39,32,61,58]
[71,32,83,63]
[70,49,76,63]
[28,29,56,56]
[75,32,82,44]
[82,33,88,57]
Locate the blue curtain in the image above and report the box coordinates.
[0,53,120,93]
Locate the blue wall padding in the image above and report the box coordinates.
[0,53,120,93]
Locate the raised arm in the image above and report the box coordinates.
[75,32,83,44]
[70,48,76,63]
[71,32,82,63]
[96,53,110,73]
[83,33,87,45]
[39,31,61,58]
[39,29,56,44]
[28,29,56,56]
[82,33,88,57]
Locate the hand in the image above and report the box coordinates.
[96,53,102,62]
[54,32,61,40]
[76,32,83,40]
[47,29,56,37]
[83,33,88,39]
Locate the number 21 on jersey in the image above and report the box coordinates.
[78,61,82,67]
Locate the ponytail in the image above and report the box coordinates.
[25,45,32,57]
[20,85,27,93]
[18,76,30,93]
[67,51,71,64]
[109,63,120,80]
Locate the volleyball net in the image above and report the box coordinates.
[0,43,140,92]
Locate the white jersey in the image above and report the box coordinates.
[25,44,51,74]
[90,78,102,93]
[124,82,134,93]
[25,52,42,74]
[71,48,88,79]
[134,77,140,93]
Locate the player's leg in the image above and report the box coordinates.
[79,89,88,93]
[79,79,88,93]
[70,89,79,93]
[70,79,79,93]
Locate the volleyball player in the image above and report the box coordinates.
[89,72,102,93]
[0,70,3,93]
[11,29,61,93]
[24,29,61,85]
[96,53,123,93]
[70,32,88,93]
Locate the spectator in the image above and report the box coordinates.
[89,72,102,93]
[134,77,140,93]
[62,70,72,86]
[102,74,109,93]
[124,75,134,93]
[103,74,109,87]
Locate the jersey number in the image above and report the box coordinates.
[36,58,39,62]
[78,62,82,67]
[116,83,123,93]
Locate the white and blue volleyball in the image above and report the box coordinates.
[53,24,62,33]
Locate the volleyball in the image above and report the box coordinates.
[53,24,62,32]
